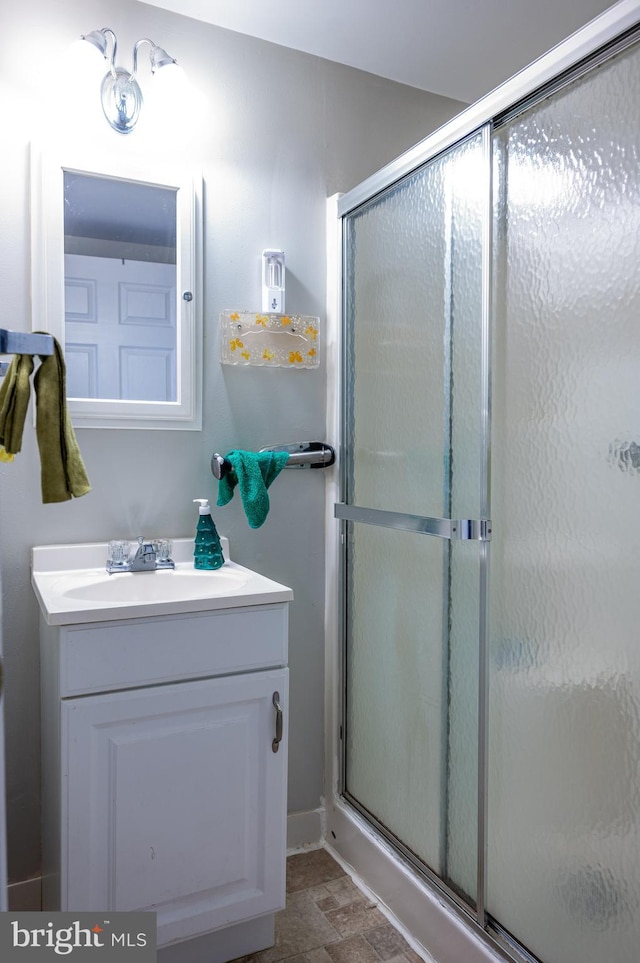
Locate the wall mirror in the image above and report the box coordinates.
[31,146,202,429]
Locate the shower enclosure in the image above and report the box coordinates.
[332,6,640,963]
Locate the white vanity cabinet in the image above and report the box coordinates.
[39,599,290,960]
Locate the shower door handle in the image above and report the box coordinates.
[334,504,491,541]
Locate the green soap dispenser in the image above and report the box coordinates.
[193,498,225,570]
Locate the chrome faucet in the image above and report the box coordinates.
[130,537,157,572]
[106,536,175,574]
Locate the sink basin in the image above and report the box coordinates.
[32,538,293,625]
[61,568,250,604]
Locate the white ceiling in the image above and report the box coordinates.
[142,0,618,103]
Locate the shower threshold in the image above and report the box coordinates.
[327,797,515,963]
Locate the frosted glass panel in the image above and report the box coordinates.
[346,524,446,870]
[446,541,481,901]
[344,135,484,517]
[488,41,640,963]
[343,132,486,904]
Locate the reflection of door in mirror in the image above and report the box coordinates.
[63,173,177,402]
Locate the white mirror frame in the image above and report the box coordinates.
[31,145,203,430]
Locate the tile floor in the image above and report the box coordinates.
[231,849,423,963]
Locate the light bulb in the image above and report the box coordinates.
[65,37,108,84]
[151,61,189,100]
[142,61,190,130]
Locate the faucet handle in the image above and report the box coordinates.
[108,539,132,565]
[152,538,173,562]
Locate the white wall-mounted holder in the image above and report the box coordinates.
[262,250,285,313]
[219,311,320,368]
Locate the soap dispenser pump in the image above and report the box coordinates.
[193,498,225,570]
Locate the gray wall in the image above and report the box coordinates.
[0,0,463,884]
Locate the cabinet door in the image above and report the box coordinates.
[62,669,288,947]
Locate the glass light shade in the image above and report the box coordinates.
[150,46,177,71]
[150,61,189,106]
[81,30,109,56]
[66,37,108,84]
[140,61,190,131]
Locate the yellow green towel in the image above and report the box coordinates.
[0,337,91,503]
[217,449,289,528]
[34,339,91,503]
[0,353,34,454]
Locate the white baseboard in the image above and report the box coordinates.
[8,875,42,911]
[286,806,326,853]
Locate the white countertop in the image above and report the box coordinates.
[32,538,293,626]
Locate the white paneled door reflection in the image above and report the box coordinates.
[64,254,176,402]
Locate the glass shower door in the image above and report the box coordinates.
[487,38,640,963]
[339,129,489,910]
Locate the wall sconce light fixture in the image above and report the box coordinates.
[79,27,183,134]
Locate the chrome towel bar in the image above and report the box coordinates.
[211,442,335,480]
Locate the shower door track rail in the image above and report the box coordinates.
[343,790,480,920]
[334,503,492,542]
[341,791,536,963]
[340,796,539,963]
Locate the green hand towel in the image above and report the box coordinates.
[217,449,289,528]
[0,353,34,454]
[33,338,91,503]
